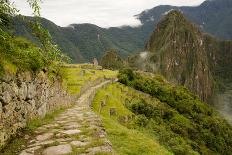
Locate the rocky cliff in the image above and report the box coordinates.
[145,11,214,102]
[204,35,232,82]
[0,71,73,149]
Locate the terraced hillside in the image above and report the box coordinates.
[114,69,232,155]
[61,64,117,95]
[93,83,172,155]
[1,65,232,155]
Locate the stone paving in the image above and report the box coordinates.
[18,81,113,155]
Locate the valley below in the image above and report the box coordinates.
[213,83,232,124]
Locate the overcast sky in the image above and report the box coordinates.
[14,0,206,28]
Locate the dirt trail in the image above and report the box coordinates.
[18,80,113,155]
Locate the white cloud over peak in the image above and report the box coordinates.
[14,0,206,28]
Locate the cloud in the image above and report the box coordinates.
[14,0,206,27]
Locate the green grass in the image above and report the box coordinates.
[61,64,117,95]
[26,107,67,131]
[92,83,172,155]
[92,84,132,119]
[103,117,171,155]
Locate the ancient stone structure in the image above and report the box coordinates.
[2,79,114,154]
[0,71,73,149]
[92,58,98,66]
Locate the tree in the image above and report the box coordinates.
[26,0,70,64]
[0,0,17,38]
[0,0,70,68]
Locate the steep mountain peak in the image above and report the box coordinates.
[157,10,192,30]
[164,9,184,18]
[146,10,201,52]
[145,11,214,102]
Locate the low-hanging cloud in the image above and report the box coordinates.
[14,0,206,28]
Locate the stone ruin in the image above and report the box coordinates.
[92,58,98,66]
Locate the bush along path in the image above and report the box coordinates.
[17,80,114,155]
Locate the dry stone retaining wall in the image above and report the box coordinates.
[0,71,73,149]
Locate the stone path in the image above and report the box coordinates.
[19,81,113,155]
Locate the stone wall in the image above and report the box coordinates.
[0,71,73,149]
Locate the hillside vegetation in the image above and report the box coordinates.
[0,1,68,78]
[115,69,232,155]
[12,17,144,62]
[100,50,126,70]
[0,35,43,76]
[93,83,172,155]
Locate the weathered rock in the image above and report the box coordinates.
[109,108,117,116]
[144,10,213,102]
[70,141,89,147]
[29,140,55,147]
[24,146,42,154]
[64,124,80,130]
[18,82,27,100]
[61,129,81,135]
[42,144,72,155]
[0,72,72,149]
[0,91,11,105]
[37,103,47,117]
[36,133,53,141]
[0,101,2,119]
[86,145,112,154]
[11,82,19,95]
[19,150,33,155]
[27,83,36,99]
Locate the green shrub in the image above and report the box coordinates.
[119,70,232,155]
[0,35,46,75]
[134,115,149,127]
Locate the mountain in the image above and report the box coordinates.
[137,0,232,40]
[129,9,232,125]
[100,49,125,70]
[13,16,85,62]
[143,10,214,102]
[12,16,144,63]
[12,0,232,63]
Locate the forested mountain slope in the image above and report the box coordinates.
[12,17,144,63]
[13,0,232,62]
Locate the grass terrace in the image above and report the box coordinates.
[61,64,117,94]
